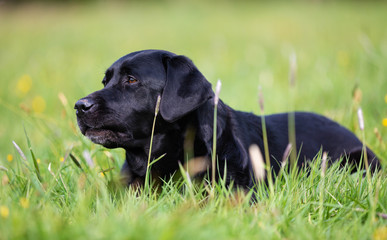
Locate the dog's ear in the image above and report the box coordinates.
[160,55,214,122]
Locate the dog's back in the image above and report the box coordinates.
[244,111,381,173]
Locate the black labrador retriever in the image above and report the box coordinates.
[75,49,380,189]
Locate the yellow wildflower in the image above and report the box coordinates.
[19,198,29,209]
[383,118,387,127]
[385,94,387,104]
[16,74,32,94]
[0,205,9,218]
[373,226,387,240]
[60,157,65,162]
[7,154,13,162]
[37,158,41,164]
[32,96,46,113]
[100,172,105,177]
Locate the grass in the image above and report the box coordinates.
[1,1,387,239]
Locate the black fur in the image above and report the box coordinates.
[75,50,381,189]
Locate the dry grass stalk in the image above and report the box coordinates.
[249,144,266,182]
[321,152,328,177]
[281,143,292,169]
[12,141,27,161]
[211,80,222,190]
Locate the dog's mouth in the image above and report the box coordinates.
[77,117,147,149]
[82,126,133,148]
[85,128,116,143]
[77,118,122,140]
[84,128,117,147]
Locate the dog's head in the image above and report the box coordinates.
[75,50,214,149]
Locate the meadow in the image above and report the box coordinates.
[0,1,387,239]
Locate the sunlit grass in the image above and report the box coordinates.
[1,132,385,239]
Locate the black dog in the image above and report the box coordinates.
[75,49,380,189]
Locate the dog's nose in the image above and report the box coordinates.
[74,98,95,115]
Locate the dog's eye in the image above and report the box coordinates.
[125,76,138,84]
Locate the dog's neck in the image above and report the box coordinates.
[123,115,190,180]
[192,99,262,187]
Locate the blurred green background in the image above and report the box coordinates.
[1,0,387,165]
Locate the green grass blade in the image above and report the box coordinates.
[23,126,42,182]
